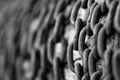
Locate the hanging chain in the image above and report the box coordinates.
[1,0,120,80]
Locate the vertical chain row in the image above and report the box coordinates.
[67,0,120,80]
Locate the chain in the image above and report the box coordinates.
[1,0,120,80]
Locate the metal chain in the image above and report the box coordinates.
[1,0,120,80]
